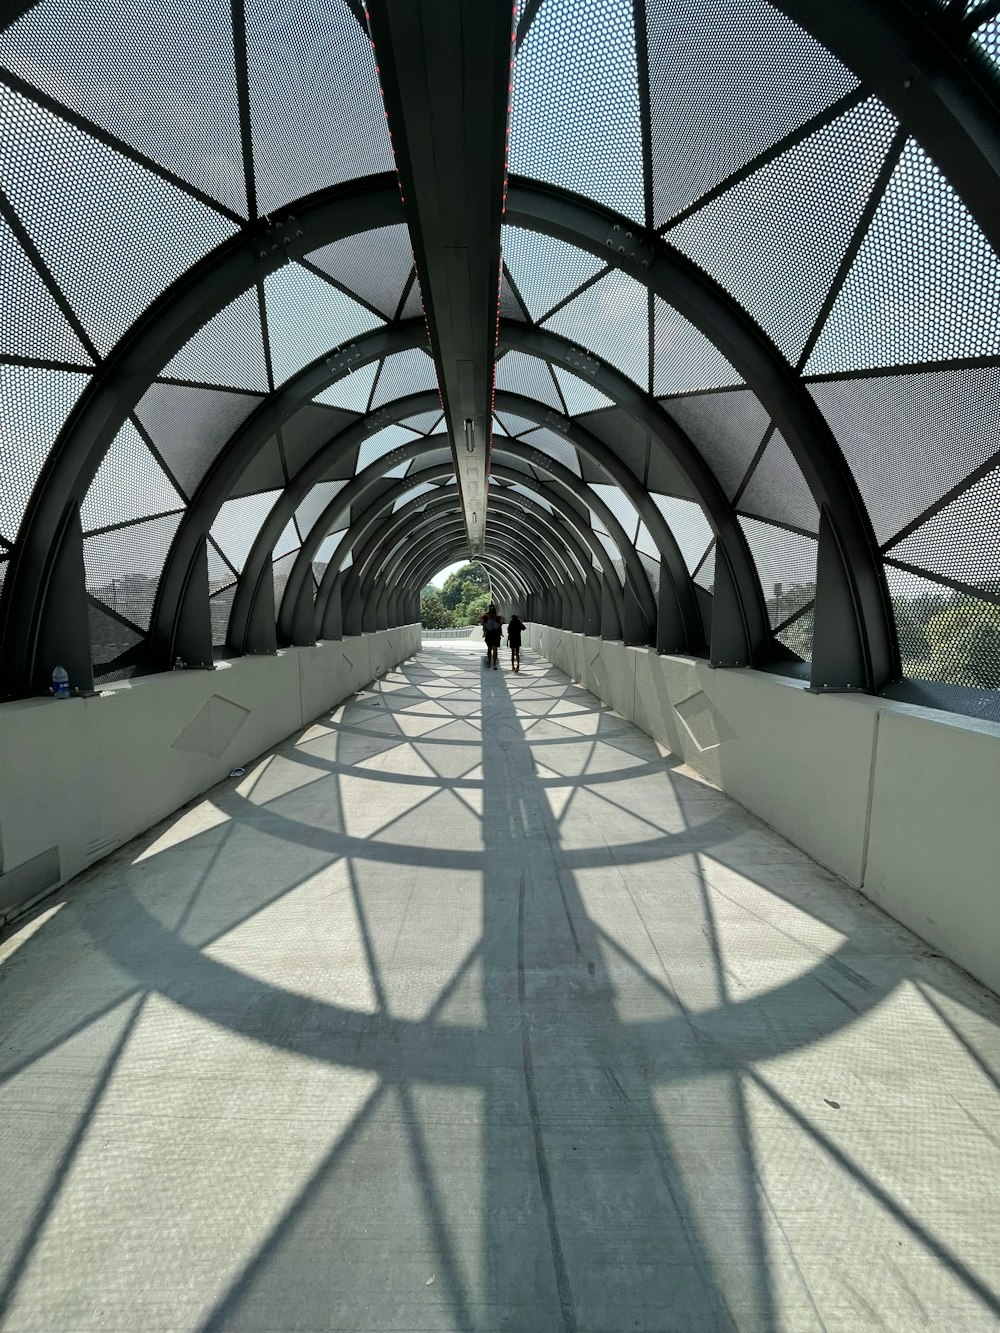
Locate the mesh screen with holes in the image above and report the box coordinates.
[738,515,818,630]
[306,224,414,319]
[495,352,563,410]
[500,226,605,322]
[646,0,857,226]
[663,389,769,500]
[885,563,1000,690]
[83,512,183,631]
[88,601,145,684]
[210,582,237,647]
[510,0,644,224]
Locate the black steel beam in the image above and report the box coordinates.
[365,0,513,554]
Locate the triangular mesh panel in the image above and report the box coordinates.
[315,359,379,413]
[495,411,540,437]
[501,226,605,321]
[499,265,528,322]
[589,483,640,543]
[593,529,625,580]
[314,529,346,571]
[210,489,280,572]
[0,0,248,215]
[210,582,237,647]
[401,272,423,319]
[495,351,563,410]
[83,510,183,630]
[506,482,551,513]
[738,515,818,629]
[392,482,438,512]
[206,537,235,587]
[274,515,299,560]
[81,419,184,532]
[408,446,453,476]
[230,436,286,499]
[272,547,299,613]
[551,365,613,415]
[399,411,444,435]
[306,224,415,318]
[0,364,89,542]
[280,404,346,477]
[510,0,644,224]
[523,426,582,477]
[356,424,420,472]
[650,494,714,572]
[0,210,91,364]
[737,430,819,533]
[884,563,1000,690]
[694,540,716,591]
[653,296,742,396]
[662,387,769,499]
[646,0,857,225]
[669,98,898,365]
[0,85,235,356]
[88,602,145,684]
[370,349,439,409]
[135,382,263,500]
[162,287,268,392]
[808,366,1000,545]
[544,268,649,387]
[886,462,1000,593]
[246,0,393,216]
[264,264,383,386]
[296,481,348,539]
[807,138,1000,373]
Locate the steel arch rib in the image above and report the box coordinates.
[505,177,897,688]
[0,173,405,694]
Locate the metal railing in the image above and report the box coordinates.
[420,625,478,640]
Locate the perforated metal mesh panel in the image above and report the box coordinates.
[973,16,1000,72]
[500,226,605,321]
[885,563,1000,689]
[589,483,640,543]
[272,547,299,613]
[495,351,563,409]
[264,264,383,386]
[355,424,419,472]
[280,404,344,478]
[0,0,248,214]
[645,0,857,226]
[653,296,741,396]
[886,462,1000,594]
[392,482,437,512]
[162,288,269,392]
[210,582,237,648]
[739,515,818,630]
[808,367,1000,545]
[296,482,348,540]
[737,431,819,533]
[400,411,444,435]
[370,349,439,409]
[0,210,91,364]
[521,426,582,476]
[315,361,379,413]
[669,98,898,365]
[0,364,90,543]
[694,540,716,592]
[246,0,393,216]
[0,85,235,356]
[662,388,770,499]
[80,419,184,532]
[88,601,145,683]
[807,138,1000,374]
[650,493,714,571]
[210,489,281,572]
[551,364,613,415]
[83,511,183,630]
[230,436,286,499]
[500,265,528,322]
[510,0,645,223]
[545,269,650,386]
[134,382,263,500]
[495,411,542,437]
[306,224,415,319]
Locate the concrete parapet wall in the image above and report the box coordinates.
[0,627,420,926]
[527,625,1000,995]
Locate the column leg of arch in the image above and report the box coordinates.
[601,575,622,640]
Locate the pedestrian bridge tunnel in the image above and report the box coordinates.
[0,1,999,1328]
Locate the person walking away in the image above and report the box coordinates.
[507,614,525,672]
[481,604,504,670]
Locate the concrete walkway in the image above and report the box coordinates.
[2,644,1000,1332]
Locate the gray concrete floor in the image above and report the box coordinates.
[2,644,1000,1333]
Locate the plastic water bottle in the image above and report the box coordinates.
[173,656,184,670]
[51,665,70,699]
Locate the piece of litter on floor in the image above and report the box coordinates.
[824,1098,841,1109]
[425,1275,435,1286]
[228,767,245,778]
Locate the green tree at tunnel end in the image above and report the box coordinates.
[440,563,491,624]
[420,590,454,628]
